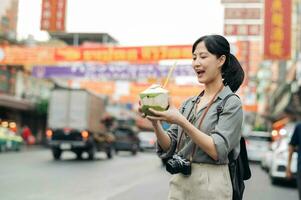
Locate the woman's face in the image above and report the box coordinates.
[192,41,224,85]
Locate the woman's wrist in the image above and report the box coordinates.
[151,120,160,127]
[177,114,188,127]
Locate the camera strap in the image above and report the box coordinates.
[189,84,224,162]
[176,92,202,153]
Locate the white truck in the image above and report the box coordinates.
[46,89,114,160]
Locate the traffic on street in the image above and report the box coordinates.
[0,148,298,200]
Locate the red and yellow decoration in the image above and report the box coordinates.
[0,45,192,65]
[264,0,292,60]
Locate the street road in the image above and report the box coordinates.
[0,147,298,200]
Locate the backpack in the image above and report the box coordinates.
[217,94,251,200]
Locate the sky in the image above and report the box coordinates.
[0,0,11,16]
[17,0,224,46]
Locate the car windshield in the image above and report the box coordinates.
[114,129,133,137]
[116,119,135,127]
[247,135,271,142]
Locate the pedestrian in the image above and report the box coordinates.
[21,125,34,145]
[94,114,115,143]
[139,35,244,199]
[286,121,301,200]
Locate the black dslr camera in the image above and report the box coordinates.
[166,154,191,176]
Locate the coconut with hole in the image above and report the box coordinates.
[139,84,169,116]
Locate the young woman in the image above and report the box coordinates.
[139,35,244,200]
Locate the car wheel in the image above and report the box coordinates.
[52,148,62,160]
[14,143,21,152]
[132,144,138,155]
[76,151,82,160]
[132,149,137,155]
[0,144,5,152]
[106,148,113,159]
[270,176,279,185]
[105,146,113,159]
[88,146,96,160]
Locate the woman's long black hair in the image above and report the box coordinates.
[192,35,245,92]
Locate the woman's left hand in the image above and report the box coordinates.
[146,106,184,125]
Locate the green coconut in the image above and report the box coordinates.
[139,84,169,116]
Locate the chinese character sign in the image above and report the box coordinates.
[264,0,292,60]
[0,45,192,65]
[31,64,195,80]
[40,0,67,32]
[224,24,261,36]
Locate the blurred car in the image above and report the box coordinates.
[260,123,296,171]
[269,139,298,184]
[245,131,272,162]
[138,131,156,151]
[0,127,7,152]
[113,125,140,155]
[0,127,23,152]
[269,124,298,184]
[7,132,23,151]
[260,141,278,171]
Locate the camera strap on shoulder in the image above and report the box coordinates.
[189,84,224,161]
[176,93,202,153]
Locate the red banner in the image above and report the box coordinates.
[264,0,292,60]
[55,46,192,62]
[0,45,192,65]
[41,0,66,32]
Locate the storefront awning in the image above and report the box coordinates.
[0,94,34,110]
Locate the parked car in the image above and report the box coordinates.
[0,127,23,152]
[269,139,298,184]
[269,124,298,184]
[0,127,7,152]
[113,125,140,155]
[7,132,23,151]
[245,131,272,162]
[138,131,156,151]
[261,122,297,172]
[260,141,278,171]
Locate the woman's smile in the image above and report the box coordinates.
[196,69,206,78]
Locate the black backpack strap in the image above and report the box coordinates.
[217,93,240,121]
[216,93,240,162]
[240,137,251,180]
[216,93,251,180]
